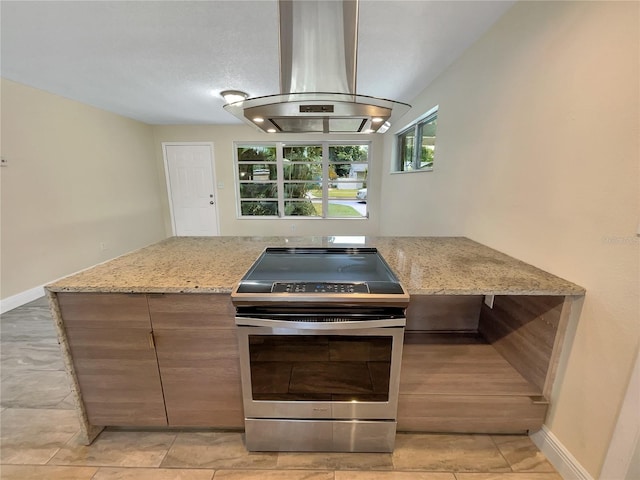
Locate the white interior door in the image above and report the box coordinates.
[164,143,219,236]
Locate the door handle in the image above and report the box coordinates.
[210,201,214,205]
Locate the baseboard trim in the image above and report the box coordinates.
[0,285,46,314]
[1,255,126,314]
[530,425,593,480]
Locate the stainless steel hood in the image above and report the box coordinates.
[223,0,410,134]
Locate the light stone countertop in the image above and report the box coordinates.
[45,236,585,296]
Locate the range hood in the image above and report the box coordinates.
[223,0,410,134]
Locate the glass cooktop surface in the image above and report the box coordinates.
[236,247,404,295]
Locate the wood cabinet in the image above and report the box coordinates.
[397,294,569,434]
[148,294,243,428]
[57,293,167,426]
[56,292,243,430]
[55,290,575,436]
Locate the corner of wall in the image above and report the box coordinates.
[530,426,594,480]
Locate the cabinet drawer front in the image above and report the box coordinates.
[148,293,235,329]
[397,394,547,433]
[57,293,151,329]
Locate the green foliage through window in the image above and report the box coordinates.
[394,106,438,172]
[236,142,370,218]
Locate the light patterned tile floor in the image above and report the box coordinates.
[0,298,561,480]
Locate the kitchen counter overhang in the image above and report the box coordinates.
[46,236,585,296]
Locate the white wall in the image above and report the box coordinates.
[152,125,384,237]
[0,79,167,301]
[381,1,639,477]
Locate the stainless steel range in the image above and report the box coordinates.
[231,247,409,452]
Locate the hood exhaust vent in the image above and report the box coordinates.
[223,0,410,134]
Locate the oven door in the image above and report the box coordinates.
[235,316,405,421]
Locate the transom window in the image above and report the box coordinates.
[235,142,370,218]
[394,106,438,172]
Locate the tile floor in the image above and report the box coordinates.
[0,297,562,480]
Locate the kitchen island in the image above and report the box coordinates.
[46,236,585,444]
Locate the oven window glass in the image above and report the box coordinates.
[248,335,392,401]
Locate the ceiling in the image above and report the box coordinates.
[1,1,514,126]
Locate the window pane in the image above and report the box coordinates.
[284,182,316,199]
[282,164,317,215]
[330,163,367,183]
[418,117,436,170]
[283,146,322,162]
[237,145,279,217]
[327,199,366,218]
[329,145,368,163]
[398,130,415,171]
[237,146,276,162]
[239,183,278,199]
[282,162,316,181]
[235,142,370,219]
[418,145,435,170]
[238,164,277,181]
[241,201,278,216]
[326,145,368,218]
[393,107,437,173]
[284,200,319,216]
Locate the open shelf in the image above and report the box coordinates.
[401,332,542,397]
[397,331,548,433]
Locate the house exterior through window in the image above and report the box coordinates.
[235,142,370,218]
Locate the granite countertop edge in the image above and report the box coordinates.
[45,236,586,297]
[45,285,586,296]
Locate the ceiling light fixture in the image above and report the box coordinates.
[377,121,392,134]
[220,90,249,104]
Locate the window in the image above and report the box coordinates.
[394,106,438,172]
[236,142,369,218]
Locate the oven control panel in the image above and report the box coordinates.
[271,282,370,294]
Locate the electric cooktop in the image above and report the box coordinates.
[231,247,409,306]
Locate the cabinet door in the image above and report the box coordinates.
[58,293,167,426]
[149,294,243,427]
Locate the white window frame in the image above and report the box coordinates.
[234,141,371,219]
[393,105,438,173]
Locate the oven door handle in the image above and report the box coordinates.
[235,317,406,329]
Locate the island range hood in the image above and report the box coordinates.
[223,0,410,134]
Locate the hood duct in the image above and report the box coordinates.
[223,0,410,134]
